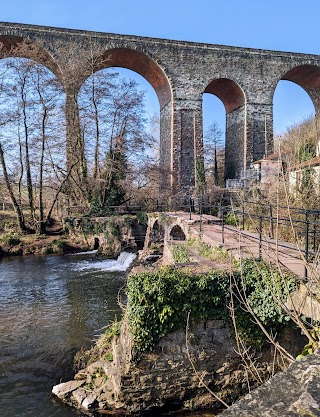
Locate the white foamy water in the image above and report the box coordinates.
[72,249,98,256]
[73,251,137,273]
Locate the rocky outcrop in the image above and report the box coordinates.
[64,216,146,256]
[52,318,301,415]
[286,282,320,322]
[221,349,320,417]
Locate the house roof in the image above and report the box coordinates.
[253,153,281,164]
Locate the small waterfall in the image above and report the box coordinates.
[73,251,137,273]
[115,252,137,269]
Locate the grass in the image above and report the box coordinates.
[198,243,229,262]
[0,233,21,246]
[96,320,121,349]
[172,244,190,263]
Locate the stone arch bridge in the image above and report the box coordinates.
[144,213,190,251]
[1,21,320,192]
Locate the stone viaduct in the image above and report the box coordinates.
[1,21,320,193]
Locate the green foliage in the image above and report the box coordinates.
[241,260,297,326]
[297,326,320,360]
[3,220,17,232]
[172,245,190,263]
[149,242,163,251]
[88,193,103,214]
[51,239,66,254]
[97,320,121,349]
[126,267,231,355]
[297,141,316,163]
[102,148,127,208]
[198,242,229,262]
[0,234,21,246]
[234,259,298,348]
[224,212,240,227]
[187,238,197,247]
[136,211,148,225]
[126,260,298,355]
[107,222,122,239]
[196,157,206,191]
[103,352,113,362]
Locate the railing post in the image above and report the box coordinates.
[221,207,225,245]
[199,197,202,234]
[269,204,274,240]
[305,211,309,279]
[313,212,317,252]
[259,215,263,260]
[242,206,245,231]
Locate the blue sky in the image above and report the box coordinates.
[0,0,318,136]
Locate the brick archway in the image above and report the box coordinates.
[169,225,186,241]
[0,34,63,83]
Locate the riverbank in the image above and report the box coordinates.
[0,213,147,257]
[0,230,85,256]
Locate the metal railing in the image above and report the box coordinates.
[135,196,320,278]
[63,195,320,278]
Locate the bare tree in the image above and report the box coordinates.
[204,122,223,186]
[78,69,154,211]
[0,55,66,233]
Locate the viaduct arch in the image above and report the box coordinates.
[1,22,320,193]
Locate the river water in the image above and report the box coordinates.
[0,253,132,417]
[0,253,214,417]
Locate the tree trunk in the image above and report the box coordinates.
[21,78,36,227]
[214,146,218,186]
[0,142,27,232]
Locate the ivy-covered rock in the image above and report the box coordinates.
[127,267,231,354]
[126,261,298,355]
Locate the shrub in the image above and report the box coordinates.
[224,212,240,226]
[0,234,21,246]
[127,267,231,354]
[198,242,228,262]
[136,211,148,225]
[51,239,66,254]
[126,261,298,355]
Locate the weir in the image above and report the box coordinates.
[73,252,137,273]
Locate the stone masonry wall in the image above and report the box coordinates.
[226,105,245,179]
[221,349,320,417]
[52,317,305,415]
[160,101,173,191]
[52,319,267,414]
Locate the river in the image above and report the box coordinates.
[0,253,214,417]
[0,253,133,417]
